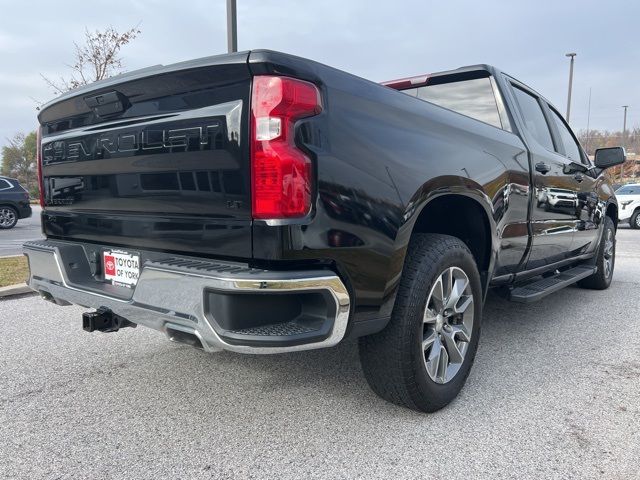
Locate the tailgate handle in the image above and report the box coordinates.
[84,91,130,117]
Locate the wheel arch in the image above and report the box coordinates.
[392,178,498,295]
[605,200,618,229]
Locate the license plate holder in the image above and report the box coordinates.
[103,250,140,288]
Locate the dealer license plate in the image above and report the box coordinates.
[103,250,140,288]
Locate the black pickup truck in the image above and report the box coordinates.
[25,50,625,412]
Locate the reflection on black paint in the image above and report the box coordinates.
[180,172,196,190]
[320,181,402,239]
[222,171,243,195]
[141,173,179,191]
[196,171,211,191]
[327,229,365,247]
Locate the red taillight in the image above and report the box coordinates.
[36,126,44,208]
[250,76,322,220]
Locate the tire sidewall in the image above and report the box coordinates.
[408,243,483,410]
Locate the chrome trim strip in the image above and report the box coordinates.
[23,241,350,354]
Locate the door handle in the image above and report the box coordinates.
[573,173,584,183]
[535,162,551,174]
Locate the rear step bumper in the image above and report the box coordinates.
[23,240,350,354]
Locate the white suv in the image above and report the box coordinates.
[617,184,640,229]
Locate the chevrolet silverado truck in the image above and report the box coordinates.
[24,50,625,412]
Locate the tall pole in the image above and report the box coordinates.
[585,87,592,155]
[622,105,629,149]
[565,53,577,122]
[621,105,629,181]
[226,0,237,53]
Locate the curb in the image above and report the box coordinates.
[0,283,36,298]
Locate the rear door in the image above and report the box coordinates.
[507,81,578,270]
[38,53,253,259]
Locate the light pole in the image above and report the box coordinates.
[227,0,237,53]
[622,105,629,149]
[621,105,629,180]
[585,87,592,155]
[565,53,577,122]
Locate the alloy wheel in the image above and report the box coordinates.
[0,208,16,228]
[603,228,615,279]
[422,267,474,384]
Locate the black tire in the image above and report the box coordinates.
[359,234,482,413]
[577,216,615,290]
[0,206,18,229]
[630,210,640,230]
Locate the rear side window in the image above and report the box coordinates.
[411,77,503,129]
[548,107,583,163]
[0,179,12,191]
[616,186,639,195]
[511,86,554,151]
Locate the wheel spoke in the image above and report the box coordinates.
[425,336,443,379]
[436,346,449,381]
[442,330,464,363]
[445,276,467,309]
[422,331,437,351]
[451,324,471,342]
[454,294,473,314]
[423,308,438,324]
[442,268,453,306]
[431,276,445,312]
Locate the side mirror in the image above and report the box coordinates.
[594,147,626,169]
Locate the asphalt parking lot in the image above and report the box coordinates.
[1,228,639,479]
[0,205,43,257]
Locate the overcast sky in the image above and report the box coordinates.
[1,0,638,149]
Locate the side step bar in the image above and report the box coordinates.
[509,265,597,303]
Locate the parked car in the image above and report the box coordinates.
[616,183,640,228]
[25,50,625,412]
[0,176,32,229]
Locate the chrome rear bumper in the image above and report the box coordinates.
[23,240,350,354]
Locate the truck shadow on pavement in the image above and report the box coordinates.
[133,280,621,415]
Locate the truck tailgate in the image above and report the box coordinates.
[38,52,252,259]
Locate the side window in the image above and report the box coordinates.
[617,186,637,195]
[548,107,583,164]
[414,77,503,129]
[0,179,12,191]
[511,86,554,151]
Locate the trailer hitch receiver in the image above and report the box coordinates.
[82,307,136,333]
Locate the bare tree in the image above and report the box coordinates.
[1,132,38,195]
[42,25,141,95]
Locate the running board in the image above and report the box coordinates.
[509,265,597,303]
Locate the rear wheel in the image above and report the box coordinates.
[578,216,615,290]
[0,206,18,229]
[359,234,482,413]
[630,210,640,229]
